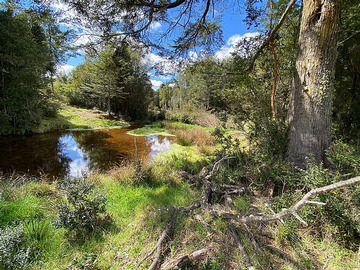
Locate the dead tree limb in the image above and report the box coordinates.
[135,209,179,270]
[223,176,360,225]
[160,248,212,270]
[227,221,252,268]
[136,156,234,269]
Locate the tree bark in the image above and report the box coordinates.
[286,0,341,168]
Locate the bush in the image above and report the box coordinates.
[0,225,31,270]
[327,140,360,175]
[57,178,109,239]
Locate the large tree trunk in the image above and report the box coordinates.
[286,0,340,168]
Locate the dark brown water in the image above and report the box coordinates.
[0,127,172,179]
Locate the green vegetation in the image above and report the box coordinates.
[127,123,173,136]
[1,122,360,269]
[36,106,129,133]
[0,144,206,269]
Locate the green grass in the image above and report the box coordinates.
[36,105,129,133]
[2,129,360,269]
[0,170,198,269]
[127,125,174,136]
[0,195,43,226]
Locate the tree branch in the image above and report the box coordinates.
[223,176,360,224]
[247,0,297,71]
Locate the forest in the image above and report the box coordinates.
[0,0,360,269]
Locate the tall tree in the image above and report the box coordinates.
[0,9,50,134]
[286,0,340,167]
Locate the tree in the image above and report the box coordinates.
[333,0,360,139]
[64,0,342,167]
[286,0,341,167]
[65,43,153,120]
[0,9,50,134]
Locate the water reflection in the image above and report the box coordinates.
[147,135,172,161]
[58,134,90,178]
[0,128,173,179]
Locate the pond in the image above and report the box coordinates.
[0,126,173,179]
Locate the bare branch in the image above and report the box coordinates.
[227,221,252,268]
[223,176,360,224]
[135,209,179,270]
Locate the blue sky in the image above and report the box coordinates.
[54,1,258,89]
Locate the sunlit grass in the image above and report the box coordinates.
[36,105,129,133]
[127,125,174,136]
[0,171,198,269]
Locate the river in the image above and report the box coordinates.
[0,126,173,179]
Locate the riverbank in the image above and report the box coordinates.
[35,105,129,133]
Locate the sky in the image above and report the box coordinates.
[54,1,259,90]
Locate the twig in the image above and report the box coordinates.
[160,247,211,270]
[135,209,179,270]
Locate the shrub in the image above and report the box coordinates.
[171,128,216,148]
[57,178,109,239]
[0,225,31,270]
[327,140,360,175]
[195,112,221,128]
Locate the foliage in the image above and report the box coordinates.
[327,140,360,175]
[333,0,360,139]
[57,44,153,121]
[0,224,31,270]
[0,2,70,134]
[57,178,109,239]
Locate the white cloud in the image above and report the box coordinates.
[142,53,179,75]
[150,21,162,31]
[150,79,163,90]
[188,51,198,62]
[51,1,79,25]
[215,32,259,61]
[58,64,75,74]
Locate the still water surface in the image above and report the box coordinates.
[0,126,172,178]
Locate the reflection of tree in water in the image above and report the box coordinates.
[71,130,129,172]
[0,132,71,178]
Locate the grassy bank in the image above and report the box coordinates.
[35,105,129,133]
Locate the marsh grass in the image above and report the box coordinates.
[164,122,216,156]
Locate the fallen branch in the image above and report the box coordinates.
[223,176,360,225]
[136,157,234,269]
[160,247,212,270]
[227,221,252,268]
[135,209,179,270]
